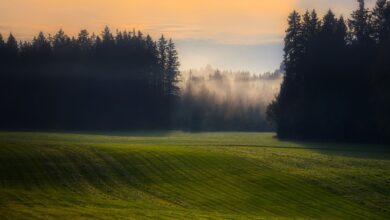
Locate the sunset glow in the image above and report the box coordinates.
[0,0,377,71]
[0,0,295,43]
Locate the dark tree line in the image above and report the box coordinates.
[0,27,180,130]
[268,0,390,142]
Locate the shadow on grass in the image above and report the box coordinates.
[0,129,178,137]
[277,136,390,160]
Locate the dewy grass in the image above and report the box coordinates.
[0,132,389,219]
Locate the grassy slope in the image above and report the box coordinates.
[0,132,389,219]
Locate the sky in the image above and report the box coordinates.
[0,0,377,73]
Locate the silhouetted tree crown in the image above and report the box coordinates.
[349,0,373,45]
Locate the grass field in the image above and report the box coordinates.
[0,132,389,219]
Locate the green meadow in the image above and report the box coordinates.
[0,132,389,219]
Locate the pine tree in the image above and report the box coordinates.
[166,38,180,96]
[33,32,51,55]
[0,34,5,65]
[372,0,389,42]
[284,11,303,76]
[145,34,160,91]
[158,35,168,93]
[268,11,304,137]
[158,35,168,71]
[302,10,320,43]
[101,26,115,52]
[0,34,5,47]
[102,26,114,43]
[335,16,348,45]
[78,29,92,52]
[310,10,321,32]
[52,29,71,56]
[349,0,373,44]
[5,33,19,59]
[322,10,337,35]
[53,29,69,45]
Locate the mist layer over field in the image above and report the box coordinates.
[176,66,283,131]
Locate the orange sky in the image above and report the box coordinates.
[0,0,295,43]
[0,0,375,72]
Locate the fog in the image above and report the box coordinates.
[175,65,283,131]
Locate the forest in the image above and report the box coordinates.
[268,0,390,143]
[0,27,180,130]
[0,28,280,131]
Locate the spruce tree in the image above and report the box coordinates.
[372,0,389,42]
[166,38,180,96]
[0,34,5,66]
[52,29,71,57]
[283,10,303,84]
[33,32,51,53]
[158,35,168,71]
[270,11,303,137]
[0,34,5,47]
[335,16,348,46]
[349,0,373,44]
[102,26,114,43]
[321,10,337,35]
[5,33,18,60]
[158,35,168,94]
[302,10,320,43]
[78,29,92,52]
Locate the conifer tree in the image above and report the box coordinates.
[321,10,337,35]
[302,10,320,43]
[52,29,71,57]
[77,29,92,52]
[0,34,5,47]
[102,26,114,43]
[372,0,390,42]
[158,35,168,93]
[349,0,373,44]
[335,16,348,45]
[166,38,180,96]
[5,33,18,61]
[32,32,51,56]
[158,35,168,71]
